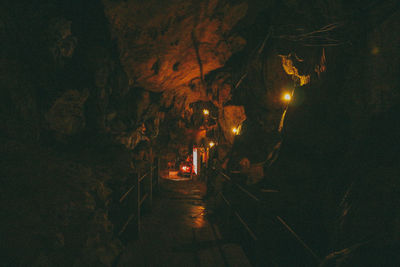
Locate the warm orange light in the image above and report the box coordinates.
[191,205,206,228]
[203,109,209,116]
[371,46,380,55]
[209,141,215,148]
[181,165,190,172]
[232,127,239,135]
[283,93,292,101]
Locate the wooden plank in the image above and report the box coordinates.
[149,163,153,209]
[137,172,141,235]
[221,243,252,267]
[195,226,225,267]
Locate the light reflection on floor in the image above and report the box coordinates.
[161,170,192,181]
[189,204,206,228]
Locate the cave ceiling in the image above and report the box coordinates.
[103,0,248,110]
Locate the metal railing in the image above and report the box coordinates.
[118,158,160,237]
[213,168,321,266]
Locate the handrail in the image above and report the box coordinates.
[120,169,153,202]
[120,171,150,203]
[276,216,321,262]
[139,171,150,182]
[118,158,160,237]
[118,213,136,236]
[120,183,136,203]
[218,170,261,202]
[220,192,258,241]
[139,193,149,206]
[215,169,321,264]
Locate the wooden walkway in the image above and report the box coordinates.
[117,179,251,267]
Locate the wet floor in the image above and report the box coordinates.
[117,179,251,267]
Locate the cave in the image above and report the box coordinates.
[1,0,400,266]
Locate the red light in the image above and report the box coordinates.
[181,166,190,172]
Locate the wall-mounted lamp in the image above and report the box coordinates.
[283,93,292,102]
[203,109,210,116]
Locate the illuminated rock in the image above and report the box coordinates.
[219,105,246,144]
[103,0,247,110]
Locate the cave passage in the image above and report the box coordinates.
[2,0,400,266]
[116,178,251,267]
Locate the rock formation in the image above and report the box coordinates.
[1,0,399,266]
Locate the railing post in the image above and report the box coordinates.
[149,163,153,210]
[228,181,235,234]
[157,157,160,190]
[136,171,140,235]
[254,202,262,265]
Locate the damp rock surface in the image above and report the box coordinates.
[103,0,247,109]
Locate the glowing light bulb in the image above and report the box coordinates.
[232,127,238,134]
[209,141,215,148]
[203,109,209,116]
[283,93,292,102]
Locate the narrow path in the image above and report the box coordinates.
[117,179,251,267]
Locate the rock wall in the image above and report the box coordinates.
[1,0,249,264]
[235,1,400,265]
[1,0,136,265]
[1,0,399,265]
[103,0,247,111]
[213,0,400,265]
